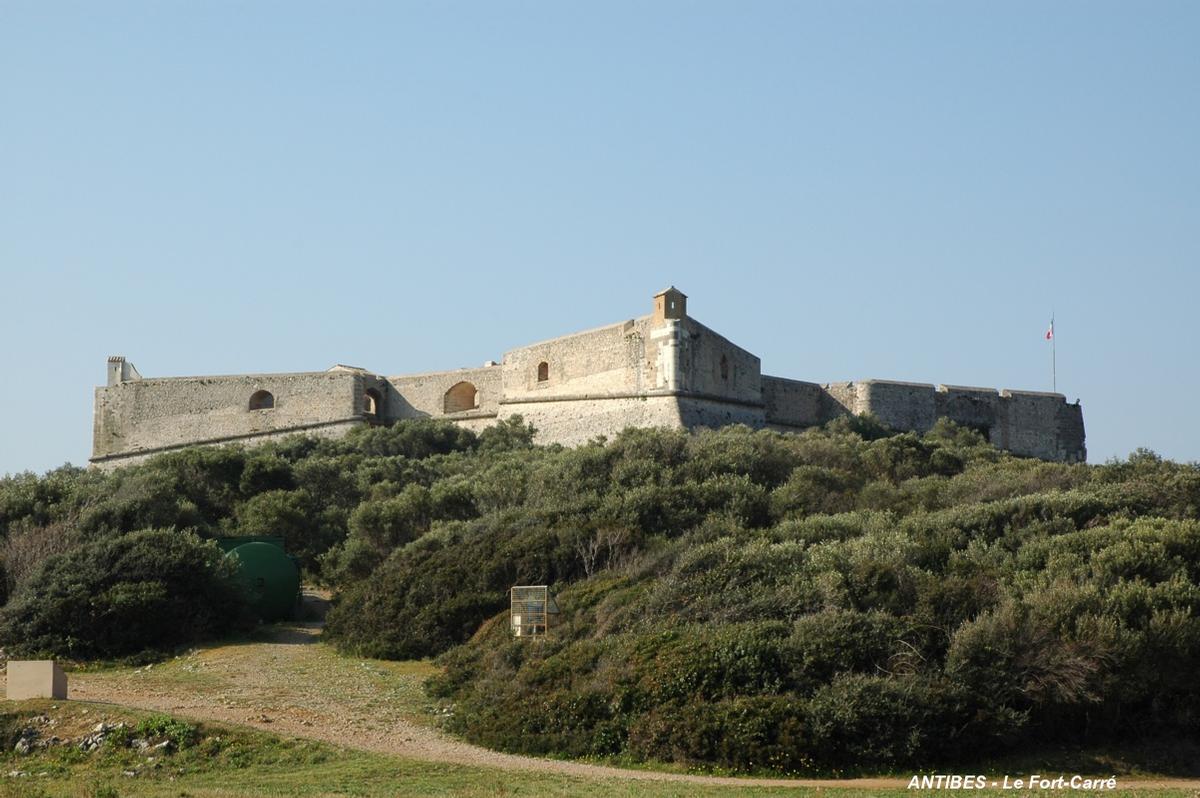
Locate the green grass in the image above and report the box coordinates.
[0,702,820,797]
[1,703,1195,798]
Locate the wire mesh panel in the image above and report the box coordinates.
[511,585,558,637]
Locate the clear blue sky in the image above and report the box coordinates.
[2,1,1197,475]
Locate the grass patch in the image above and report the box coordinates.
[1,701,1195,796]
[72,623,442,731]
[0,702,858,797]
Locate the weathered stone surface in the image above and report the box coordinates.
[90,290,1086,466]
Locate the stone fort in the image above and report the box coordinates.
[91,288,1086,468]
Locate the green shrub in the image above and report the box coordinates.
[804,674,990,768]
[0,528,249,659]
[5,417,1200,775]
[236,489,333,569]
[135,714,200,749]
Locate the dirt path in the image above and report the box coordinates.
[70,623,1198,792]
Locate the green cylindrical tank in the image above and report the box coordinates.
[228,541,300,622]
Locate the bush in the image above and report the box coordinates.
[628,696,810,772]
[0,528,249,659]
[5,416,1200,775]
[134,714,200,749]
[1,518,79,598]
[236,490,334,569]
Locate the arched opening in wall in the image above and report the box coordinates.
[364,388,381,416]
[537,361,549,382]
[444,381,479,413]
[719,355,729,381]
[249,390,275,410]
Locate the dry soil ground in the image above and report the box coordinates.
[70,621,1200,793]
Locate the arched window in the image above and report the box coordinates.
[537,361,549,382]
[719,355,729,381]
[364,388,381,415]
[444,381,479,413]
[249,390,275,410]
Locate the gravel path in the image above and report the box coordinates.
[70,623,1198,792]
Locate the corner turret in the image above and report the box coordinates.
[652,286,687,325]
[106,356,142,386]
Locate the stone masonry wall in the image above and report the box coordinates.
[857,380,940,432]
[91,421,362,470]
[502,318,656,399]
[757,377,1085,462]
[498,394,684,447]
[386,366,503,422]
[840,379,1085,462]
[761,376,827,428]
[934,385,1001,433]
[675,318,762,402]
[92,371,363,465]
[90,292,1087,466]
[997,390,1086,462]
[676,395,766,431]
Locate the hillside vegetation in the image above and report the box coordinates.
[2,417,1199,774]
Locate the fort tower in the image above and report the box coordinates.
[90,288,1086,468]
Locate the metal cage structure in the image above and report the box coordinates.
[510,585,560,637]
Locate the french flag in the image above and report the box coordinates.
[1045,321,1054,341]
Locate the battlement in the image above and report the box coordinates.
[105,355,142,387]
[90,290,1085,467]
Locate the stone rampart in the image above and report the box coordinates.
[762,375,827,428]
[89,419,362,469]
[934,385,1001,433]
[675,318,762,402]
[996,389,1086,462]
[503,318,656,399]
[387,365,503,421]
[498,393,683,446]
[90,289,1087,465]
[92,371,365,465]
[857,380,940,432]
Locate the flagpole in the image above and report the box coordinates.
[1051,314,1056,394]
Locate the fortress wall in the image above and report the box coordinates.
[998,390,1086,462]
[935,385,1001,435]
[345,371,393,423]
[89,290,1088,467]
[857,380,938,432]
[502,318,655,398]
[444,415,503,435]
[90,420,361,470]
[676,395,766,431]
[677,318,761,402]
[823,382,860,417]
[997,390,1063,460]
[386,366,503,419]
[1055,401,1087,463]
[498,394,683,447]
[813,379,1085,462]
[761,376,827,428]
[92,372,360,462]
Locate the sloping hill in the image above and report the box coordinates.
[6,418,1200,777]
[70,621,906,790]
